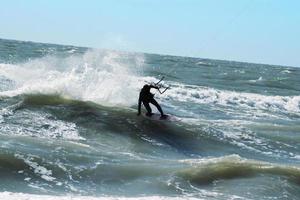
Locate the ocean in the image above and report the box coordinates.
[0,38,299,200]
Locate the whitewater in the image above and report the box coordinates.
[0,39,299,200]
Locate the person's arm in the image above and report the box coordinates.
[137,94,142,115]
[150,85,169,94]
[150,85,159,90]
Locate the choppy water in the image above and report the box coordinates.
[0,38,299,200]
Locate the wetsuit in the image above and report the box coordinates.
[137,84,165,117]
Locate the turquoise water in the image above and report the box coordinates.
[0,38,299,199]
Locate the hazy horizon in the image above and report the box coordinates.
[1,37,297,68]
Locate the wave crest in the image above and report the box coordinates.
[178,155,300,185]
[0,50,147,107]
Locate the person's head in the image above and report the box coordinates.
[143,84,150,90]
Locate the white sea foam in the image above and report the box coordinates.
[281,69,291,74]
[15,154,56,182]
[0,111,84,140]
[162,82,300,115]
[0,192,202,200]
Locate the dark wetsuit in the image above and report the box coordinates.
[138,84,165,116]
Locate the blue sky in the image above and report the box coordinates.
[0,0,299,67]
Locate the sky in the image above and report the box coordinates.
[0,0,299,67]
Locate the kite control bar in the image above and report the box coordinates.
[154,76,170,94]
[157,87,170,94]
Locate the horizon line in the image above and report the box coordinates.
[1,37,297,69]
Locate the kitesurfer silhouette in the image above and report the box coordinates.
[137,84,167,119]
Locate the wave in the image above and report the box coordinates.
[0,50,148,107]
[1,92,299,162]
[1,92,299,164]
[0,94,84,140]
[1,152,299,189]
[178,155,300,185]
[0,94,204,154]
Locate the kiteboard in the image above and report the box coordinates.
[142,113,181,122]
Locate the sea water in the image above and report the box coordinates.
[0,39,299,199]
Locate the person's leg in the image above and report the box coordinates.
[142,101,152,116]
[150,99,165,116]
